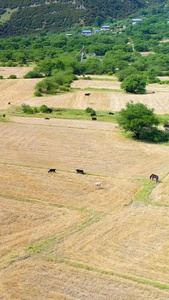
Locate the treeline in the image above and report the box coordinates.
[0,0,166,37]
[1,7,169,96]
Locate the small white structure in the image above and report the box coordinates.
[81,30,92,36]
[94,182,102,188]
[132,18,142,25]
[101,25,110,31]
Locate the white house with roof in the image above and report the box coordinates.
[101,25,110,31]
[132,18,142,25]
[81,30,92,36]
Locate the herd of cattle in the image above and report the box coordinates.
[48,168,159,188]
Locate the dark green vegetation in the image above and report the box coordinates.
[0,3,169,143]
[121,74,147,94]
[0,0,165,36]
[1,4,169,88]
[117,102,169,142]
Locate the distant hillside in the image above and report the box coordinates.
[0,0,166,36]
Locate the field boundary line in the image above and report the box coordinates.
[73,87,123,92]
[26,212,105,254]
[9,117,118,130]
[45,258,169,291]
[134,178,169,207]
[0,193,98,214]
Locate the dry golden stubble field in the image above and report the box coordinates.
[0,66,33,78]
[1,258,168,300]
[0,118,169,299]
[0,78,41,109]
[0,69,169,299]
[0,67,169,114]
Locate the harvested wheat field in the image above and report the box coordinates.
[0,66,33,78]
[0,78,41,108]
[0,115,169,300]
[0,68,169,114]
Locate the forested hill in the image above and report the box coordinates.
[0,0,166,37]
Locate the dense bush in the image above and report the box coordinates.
[39,105,49,113]
[8,74,17,79]
[34,91,42,97]
[35,78,59,94]
[24,69,43,78]
[21,104,34,114]
[85,107,96,115]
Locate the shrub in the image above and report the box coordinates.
[39,105,49,113]
[8,74,17,79]
[83,76,92,80]
[59,86,70,91]
[24,70,43,78]
[107,71,114,75]
[86,107,96,114]
[0,75,3,79]
[21,104,34,114]
[140,127,169,142]
[33,107,39,113]
[147,77,161,84]
[34,91,42,97]
[35,78,59,94]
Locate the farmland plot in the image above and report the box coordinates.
[0,117,169,300]
[0,69,169,299]
[0,66,33,78]
[0,68,168,114]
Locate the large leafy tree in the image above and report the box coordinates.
[121,74,147,94]
[117,102,167,141]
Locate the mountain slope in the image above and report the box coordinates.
[0,0,166,36]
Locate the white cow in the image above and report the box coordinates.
[94,182,102,188]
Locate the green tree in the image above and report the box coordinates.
[117,102,162,141]
[94,16,104,27]
[35,78,59,94]
[121,74,146,94]
[39,105,49,113]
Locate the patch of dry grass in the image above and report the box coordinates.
[0,258,168,300]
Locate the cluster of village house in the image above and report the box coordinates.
[66,19,144,37]
[66,17,169,37]
[80,19,143,36]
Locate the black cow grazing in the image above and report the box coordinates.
[90,113,96,117]
[2,114,5,117]
[76,169,85,174]
[85,93,91,96]
[8,102,11,105]
[92,117,97,120]
[48,169,56,173]
[164,124,169,128]
[150,174,159,182]
[108,112,114,115]
[47,108,53,113]
[45,117,50,120]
